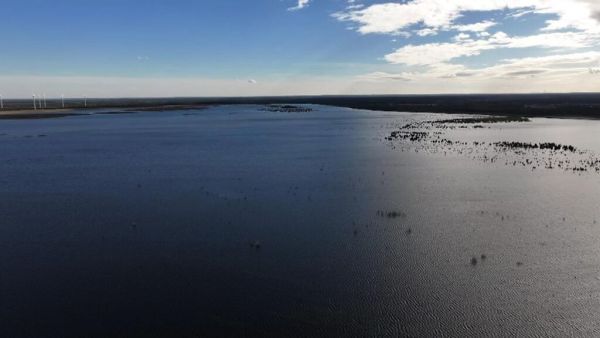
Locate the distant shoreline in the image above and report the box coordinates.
[0,94,599,120]
[0,104,210,120]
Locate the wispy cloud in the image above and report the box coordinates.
[454,21,497,33]
[363,52,600,81]
[358,71,412,81]
[384,31,594,66]
[288,0,310,11]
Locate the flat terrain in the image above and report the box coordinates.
[1,93,600,119]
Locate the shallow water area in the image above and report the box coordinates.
[1,105,600,337]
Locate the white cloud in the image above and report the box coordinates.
[483,52,600,77]
[416,28,438,36]
[351,51,600,94]
[331,1,600,93]
[365,52,600,81]
[5,1,600,98]
[454,20,497,32]
[333,0,600,35]
[288,0,310,11]
[330,2,599,80]
[2,65,599,98]
[358,71,413,81]
[0,75,349,98]
[384,31,594,65]
[454,33,471,42]
[346,5,364,10]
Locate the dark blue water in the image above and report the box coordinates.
[1,105,600,337]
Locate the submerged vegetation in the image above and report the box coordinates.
[376,210,407,219]
[433,116,531,124]
[494,142,577,152]
[385,115,600,174]
[262,104,313,113]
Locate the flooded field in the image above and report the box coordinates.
[1,105,600,337]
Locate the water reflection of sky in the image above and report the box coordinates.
[1,105,600,336]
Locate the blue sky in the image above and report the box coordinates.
[1,0,599,97]
[1,1,376,78]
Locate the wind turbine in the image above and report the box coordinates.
[61,94,65,109]
[33,94,37,110]
[43,93,47,109]
[0,94,3,110]
[84,95,87,108]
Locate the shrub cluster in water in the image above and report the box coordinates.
[263,104,313,113]
[376,210,407,218]
[386,131,428,141]
[383,115,600,174]
[494,142,576,152]
[433,116,531,124]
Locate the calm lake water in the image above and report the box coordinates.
[1,105,600,337]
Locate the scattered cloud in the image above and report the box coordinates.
[416,28,437,37]
[504,69,546,77]
[7,1,600,97]
[365,52,600,81]
[359,71,413,81]
[333,1,600,35]
[384,31,594,66]
[454,21,497,33]
[328,1,600,91]
[288,0,310,11]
